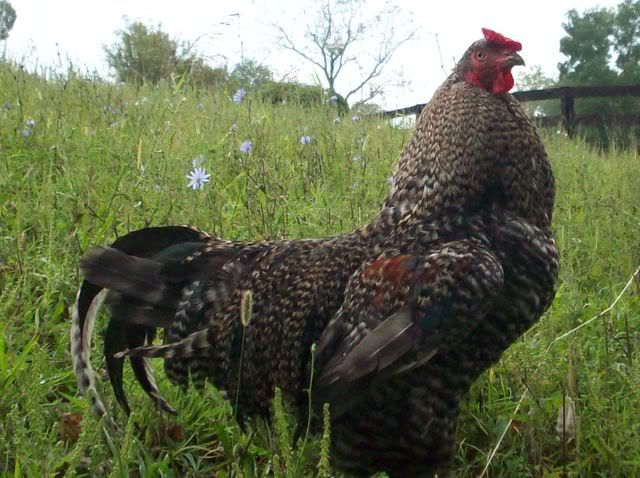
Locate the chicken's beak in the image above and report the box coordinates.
[503,51,525,68]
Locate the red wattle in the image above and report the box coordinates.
[492,70,514,95]
[464,69,515,95]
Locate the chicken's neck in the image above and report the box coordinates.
[359,82,555,243]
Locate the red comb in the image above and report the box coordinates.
[481,28,522,52]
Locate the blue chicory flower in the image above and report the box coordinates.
[233,88,247,104]
[240,140,253,153]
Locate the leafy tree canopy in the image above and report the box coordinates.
[559,0,640,86]
[105,20,227,88]
[231,59,273,90]
[0,0,16,42]
[105,21,180,85]
[558,0,640,125]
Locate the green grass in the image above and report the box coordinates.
[1,63,639,477]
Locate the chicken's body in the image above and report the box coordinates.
[72,29,559,477]
[313,76,559,476]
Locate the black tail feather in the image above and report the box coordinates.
[104,319,131,415]
[128,327,177,415]
[80,247,181,307]
[72,226,211,420]
[105,292,174,328]
[105,308,177,416]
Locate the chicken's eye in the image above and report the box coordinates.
[476,51,486,61]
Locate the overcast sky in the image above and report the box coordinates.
[4,0,622,108]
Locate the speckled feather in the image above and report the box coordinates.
[72,30,559,477]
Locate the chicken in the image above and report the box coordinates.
[72,28,559,477]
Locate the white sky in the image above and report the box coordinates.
[4,0,622,109]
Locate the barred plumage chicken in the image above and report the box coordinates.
[72,28,559,477]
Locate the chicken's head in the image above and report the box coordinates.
[460,28,525,95]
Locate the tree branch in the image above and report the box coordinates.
[278,25,326,72]
[275,0,417,103]
[344,29,415,101]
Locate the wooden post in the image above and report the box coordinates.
[560,94,576,138]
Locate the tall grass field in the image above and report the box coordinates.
[1,64,640,477]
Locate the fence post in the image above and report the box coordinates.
[560,93,576,137]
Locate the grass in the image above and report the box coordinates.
[0,62,639,477]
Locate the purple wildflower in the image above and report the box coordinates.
[186,167,211,190]
[233,88,247,104]
[240,140,253,154]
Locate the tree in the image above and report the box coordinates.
[275,0,416,104]
[231,59,273,90]
[105,20,233,89]
[187,60,232,89]
[0,0,16,59]
[557,1,640,147]
[105,21,181,85]
[614,0,640,81]
[259,80,325,106]
[558,1,640,86]
[0,0,15,41]
[558,7,617,85]
[515,66,558,117]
